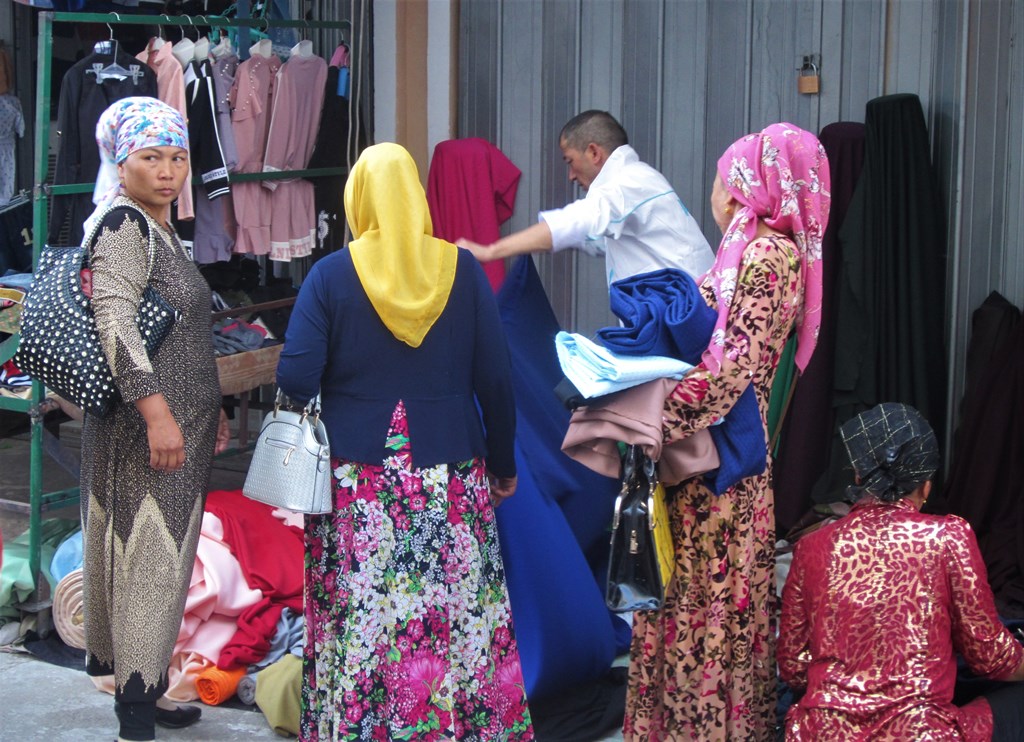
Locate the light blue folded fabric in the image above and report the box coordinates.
[236,672,258,706]
[554,331,692,399]
[253,607,304,670]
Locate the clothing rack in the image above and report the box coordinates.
[0,9,353,595]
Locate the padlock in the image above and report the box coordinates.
[798,58,820,95]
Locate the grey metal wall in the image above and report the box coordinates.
[458,0,1024,440]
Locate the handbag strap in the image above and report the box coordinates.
[274,389,322,419]
[83,199,158,285]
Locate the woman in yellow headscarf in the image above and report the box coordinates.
[277,143,533,741]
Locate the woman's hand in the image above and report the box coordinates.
[135,393,185,471]
[487,473,517,508]
[214,408,232,455]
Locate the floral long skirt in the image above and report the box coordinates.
[300,401,534,741]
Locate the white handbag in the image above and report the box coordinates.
[242,392,332,514]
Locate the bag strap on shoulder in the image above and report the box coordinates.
[83,201,158,284]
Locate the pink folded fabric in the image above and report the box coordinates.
[562,377,720,485]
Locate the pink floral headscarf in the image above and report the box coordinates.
[703,122,830,375]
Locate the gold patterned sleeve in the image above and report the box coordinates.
[663,236,801,443]
[777,541,811,690]
[90,209,161,403]
[945,516,1024,679]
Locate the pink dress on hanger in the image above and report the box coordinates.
[136,40,194,222]
[230,53,281,256]
[262,53,328,261]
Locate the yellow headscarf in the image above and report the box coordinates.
[344,143,458,347]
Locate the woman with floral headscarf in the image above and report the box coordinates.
[623,123,830,741]
[276,143,533,740]
[80,96,219,741]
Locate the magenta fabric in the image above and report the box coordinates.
[426,138,521,293]
[707,123,830,374]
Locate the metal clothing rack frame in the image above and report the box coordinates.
[0,9,351,595]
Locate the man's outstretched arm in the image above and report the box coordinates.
[459,221,553,262]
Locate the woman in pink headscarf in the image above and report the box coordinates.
[623,123,830,741]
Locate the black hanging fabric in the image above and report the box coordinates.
[773,122,865,533]
[816,94,948,504]
[308,65,365,261]
[937,294,1024,616]
[48,48,158,247]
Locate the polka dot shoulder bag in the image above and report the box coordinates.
[13,205,179,417]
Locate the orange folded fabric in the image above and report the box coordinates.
[195,665,247,706]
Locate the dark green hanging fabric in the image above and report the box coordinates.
[817,94,948,503]
[766,334,797,458]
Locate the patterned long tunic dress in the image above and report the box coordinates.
[80,196,220,702]
[624,234,803,741]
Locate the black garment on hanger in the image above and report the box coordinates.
[772,122,865,531]
[308,65,365,260]
[48,50,158,247]
[0,197,32,275]
[185,60,230,201]
[824,94,948,500]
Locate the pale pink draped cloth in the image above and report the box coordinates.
[562,377,720,485]
[704,123,831,374]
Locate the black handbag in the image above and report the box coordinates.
[13,207,178,417]
[605,444,665,613]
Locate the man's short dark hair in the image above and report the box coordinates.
[560,110,628,153]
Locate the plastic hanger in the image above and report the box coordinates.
[211,35,234,59]
[88,21,138,85]
[290,40,313,59]
[193,36,211,61]
[172,17,196,70]
[150,19,166,51]
[249,38,272,59]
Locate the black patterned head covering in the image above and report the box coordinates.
[840,402,939,502]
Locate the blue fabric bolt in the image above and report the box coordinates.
[597,268,766,495]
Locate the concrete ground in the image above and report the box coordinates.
[0,411,279,741]
[0,647,280,741]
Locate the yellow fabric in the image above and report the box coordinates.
[254,654,301,737]
[344,143,458,348]
[652,483,674,589]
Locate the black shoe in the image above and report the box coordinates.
[154,704,202,729]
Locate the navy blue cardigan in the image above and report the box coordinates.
[276,247,516,478]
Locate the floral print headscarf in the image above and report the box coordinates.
[704,122,830,375]
[84,96,189,237]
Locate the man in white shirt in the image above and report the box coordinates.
[460,110,714,285]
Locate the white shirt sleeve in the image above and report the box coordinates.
[540,192,622,256]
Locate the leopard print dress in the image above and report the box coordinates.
[624,234,803,741]
[80,196,220,703]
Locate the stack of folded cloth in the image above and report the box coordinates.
[564,268,767,495]
[211,319,269,356]
[554,331,692,400]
